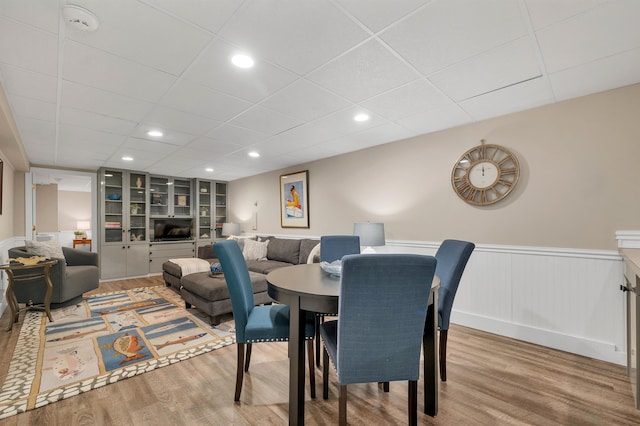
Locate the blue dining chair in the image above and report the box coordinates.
[319,235,361,263]
[435,239,475,381]
[314,235,361,365]
[320,253,437,426]
[214,240,317,401]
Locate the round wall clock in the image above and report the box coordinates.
[451,141,520,206]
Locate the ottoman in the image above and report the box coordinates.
[179,271,273,325]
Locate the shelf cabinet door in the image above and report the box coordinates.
[196,180,213,240]
[102,170,125,244]
[149,175,193,218]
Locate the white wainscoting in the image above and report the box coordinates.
[382,241,626,365]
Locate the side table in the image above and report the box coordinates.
[73,238,92,251]
[1,259,58,331]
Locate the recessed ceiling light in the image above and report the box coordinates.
[354,113,369,122]
[205,168,214,172]
[147,130,163,137]
[232,54,254,68]
[122,156,133,161]
[248,151,260,158]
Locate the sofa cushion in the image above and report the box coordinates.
[299,239,320,264]
[197,244,217,260]
[181,270,268,302]
[267,237,301,265]
[245,259,293,275]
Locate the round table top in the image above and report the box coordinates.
[267,263,341,299]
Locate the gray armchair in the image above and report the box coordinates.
[8,246,99,306]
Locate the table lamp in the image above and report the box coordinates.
[353,222,385,253]
[221,222,241,237]
[76,221,91,239]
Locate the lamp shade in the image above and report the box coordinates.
[221,223,241,237]
[77,221,91,230]
[353,222,385,247]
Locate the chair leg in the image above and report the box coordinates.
[315,315,321,367]
[244,343,252,372]
[383,382,389,392]
[440,329,448,381]
[323,345,329,399]
[235,343,245,401]
[408,380,417,426]
[307,340,316,399]
[339,384,348,426]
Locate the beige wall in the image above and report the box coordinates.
[58,190,91,231]
[0,155,14,241]
[229,83,640,251]
[35,184,58,233]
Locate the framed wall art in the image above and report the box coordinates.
[280,170,309,228]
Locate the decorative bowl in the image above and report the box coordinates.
[106,193,121,200]
[320,260,342,277]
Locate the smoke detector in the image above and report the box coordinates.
[62,5,99,32]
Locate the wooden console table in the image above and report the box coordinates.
[1,259,58,331]
[73,238,92,250]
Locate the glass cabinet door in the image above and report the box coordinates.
[150,176,169,217]
[197,180,212,239]
[129,172,147,242]
[215,182,227,239]
[103,170,124,243]
[173,178,192,217]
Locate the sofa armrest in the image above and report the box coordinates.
[62,247,99,267]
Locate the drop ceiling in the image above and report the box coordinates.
[1,0,639,182]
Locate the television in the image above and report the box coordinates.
[153,218,193,241]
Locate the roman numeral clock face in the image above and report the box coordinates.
[451,143,520,206]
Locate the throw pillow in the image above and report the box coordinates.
[227,235,257,251]
[25,239,65,260]
[242,239,269,261]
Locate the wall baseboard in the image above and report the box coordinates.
[451,310,626,365]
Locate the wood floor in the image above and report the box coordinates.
[1,276,640,425]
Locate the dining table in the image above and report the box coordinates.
[267,263,440,425]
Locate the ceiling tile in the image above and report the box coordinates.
[185,137,244,156]
[143,0,243,33]
[308,39,419,103]
[60,107,137,135]
[64,1,213,76]
[428,36,541,101]
[205,124,268,147]
[228,105,304,135]
[0,0,59,33]
[144,106,220,135]
[380,0,527,75]
[63,41,177,103]
[129,125,196,146]
[160,79,252,122]
[184,39,298,103]
[459,77,554,120]
[0,65,57,103]
[0,17,57,76]
[61,80,154,122]
[525,0,609,30]
[549,47,640,101]
[220,0,369,75]
[9,95,55,122]
[259,79,351,122]
[334,0,428,33]
[536,1,640,73]
[58,125,127,155]
[360,79,455,121]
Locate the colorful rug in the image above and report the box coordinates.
[0,286,235,419]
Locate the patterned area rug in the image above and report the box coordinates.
[0,286,235,419]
